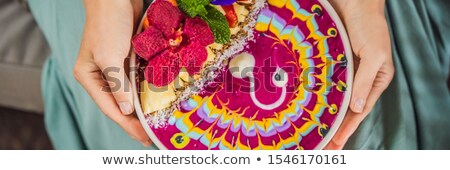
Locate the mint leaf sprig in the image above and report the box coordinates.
[177,0,209,17]
[201,6,230,44]
[177,0,231,44]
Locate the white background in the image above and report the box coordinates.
[0,150,447,170]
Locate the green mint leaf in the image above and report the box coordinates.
[198,0,210,6]
[177,1,196,17]
[176,1,231,44]
[201,5,231,44]
[177,0,210,17]
[195,5,208,16]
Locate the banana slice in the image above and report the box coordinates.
[140,81,177,114]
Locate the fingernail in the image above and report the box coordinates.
[141,140,152,147]
[354,98,365,113]
[119,102,133,115]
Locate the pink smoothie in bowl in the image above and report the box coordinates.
[130,0,353,150]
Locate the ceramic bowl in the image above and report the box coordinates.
[130,0,353,150]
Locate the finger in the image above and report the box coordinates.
[75,60,151,146]
[323,139,343,150]
[362,86,385,115]
[351,57,383,113]
[324,109,368,150]
[81,72,151,146]
[97,58,135,115]
[363,62,394,114]
[324,80,390,150]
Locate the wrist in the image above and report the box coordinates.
[330,0,386,21]
[83,0,143,24]
[84,0,131,6]
[83,0,142,11]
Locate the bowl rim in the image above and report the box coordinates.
[130,0,354,150]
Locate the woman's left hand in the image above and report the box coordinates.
[325,0,395,150]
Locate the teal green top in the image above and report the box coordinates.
[29,0,450,149]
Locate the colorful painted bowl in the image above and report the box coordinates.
[131,0,353,150]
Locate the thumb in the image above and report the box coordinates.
[98,58,135,115]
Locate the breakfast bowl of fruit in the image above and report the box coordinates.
[130,0,353,150]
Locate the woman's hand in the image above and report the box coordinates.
[73,0,152,147]
[325,0,395,149]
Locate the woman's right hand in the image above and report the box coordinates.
[73,0,152,147]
